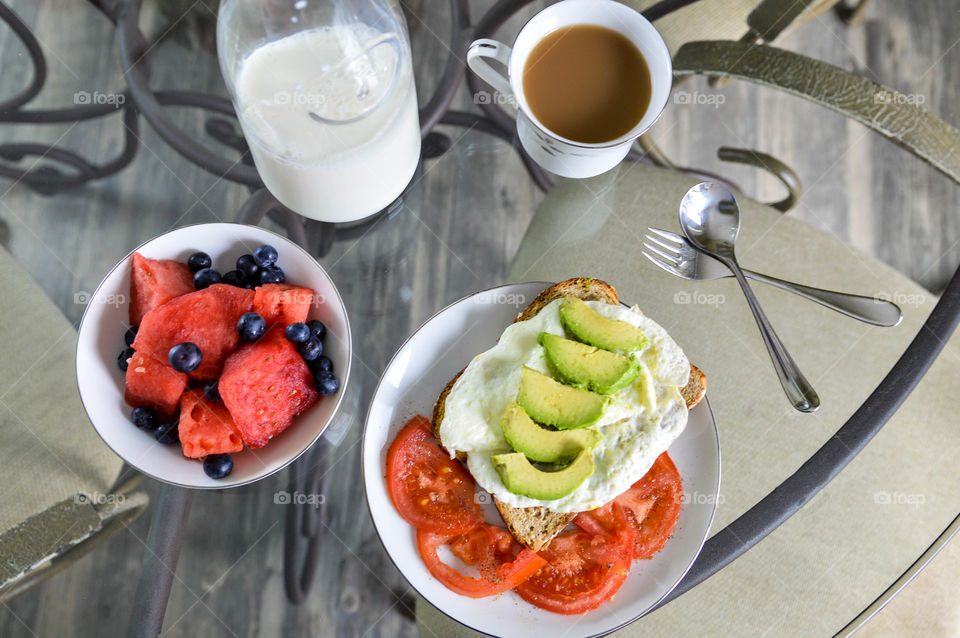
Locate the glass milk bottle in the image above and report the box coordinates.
[217,0,421,222]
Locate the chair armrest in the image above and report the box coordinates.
[0,491,148,602]
[673,40,960,186]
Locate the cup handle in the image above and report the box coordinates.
[467,38,514,100]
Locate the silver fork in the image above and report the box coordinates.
[642,228,902,327]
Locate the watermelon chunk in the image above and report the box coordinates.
[253,283,314,328]
[124,351,187,419]
[219,327,318,448]
[132,284,254,380]
[178,389,244,459]
[129,252,195,326]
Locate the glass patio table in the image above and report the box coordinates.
[1,0,960,636]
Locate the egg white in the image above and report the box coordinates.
[439,299,689,513]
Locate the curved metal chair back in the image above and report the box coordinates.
[657,39,960,615]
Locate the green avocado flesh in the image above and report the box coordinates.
[516,367,607,430]
[559,296,649,353]
[491,448,595,500]
[500,401,600,463]
[539,332,640,394]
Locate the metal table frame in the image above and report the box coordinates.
[2,0,958,635]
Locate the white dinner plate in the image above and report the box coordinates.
[362,282,720,637]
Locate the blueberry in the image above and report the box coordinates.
[194,267,221,289]
[124,326,138,347]
[131,406,158,430]
[259,266,285,285]
[237,312,266,342]
[169,342,202,373]
[285,322,310,343]
[187,252,212,272]
[203,380,221,402]
[306,319,327,342]
[297,336,322,361]
[314,372,339,396]
[236,254,259,280]
[221,270,245,287]
[155,420,180,445]
[203,453,234,479]
[253,244,278,268]
[308,355,333,375]
[117,347,134,372]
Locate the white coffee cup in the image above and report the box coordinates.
[467,0,672,179]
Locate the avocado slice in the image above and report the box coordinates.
[501,401,600,463]
[491,448,594,500]
[517,367,608,430]
[539,332,640,394]
[559,296,649,352]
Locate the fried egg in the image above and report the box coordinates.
[438,298,689,513]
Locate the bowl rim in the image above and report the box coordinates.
[75,221,353,490]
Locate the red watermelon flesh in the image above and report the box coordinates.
[129,252,195,326]
[178,389,244,459]
[253,284,315,328]
[219,327,319,448]
[132,284,254,380]
[124,351,187,419]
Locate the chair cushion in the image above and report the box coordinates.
[0,244,126,593]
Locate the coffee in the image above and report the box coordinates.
[522,24,652,144]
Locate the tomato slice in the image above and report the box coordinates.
[574,499,650,540]
[515,515,634,615]
[386,415,483,534]
[449,524,516,567]
[417,525,547,598]
[575,452,683,559]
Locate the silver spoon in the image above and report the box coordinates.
[679,182,820,412]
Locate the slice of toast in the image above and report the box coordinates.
[494,500,578,552]
[432,278,706,551]
[681,363,707,409]
[514,277,619,322]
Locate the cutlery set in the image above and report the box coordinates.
[644,182,903,412]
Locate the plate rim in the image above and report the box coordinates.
[75,221,354,490]
[361,281,721,637]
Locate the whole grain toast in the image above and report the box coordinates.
[682,363,707,409]
[431,278,706,551]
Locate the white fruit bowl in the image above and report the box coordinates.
[76,223,352,489]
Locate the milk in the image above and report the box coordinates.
[234,25,420,222]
